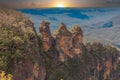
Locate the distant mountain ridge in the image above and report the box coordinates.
[84,14,120,50]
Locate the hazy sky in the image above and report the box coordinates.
[0,0,120,8]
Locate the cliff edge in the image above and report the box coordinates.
[0,7,46,80]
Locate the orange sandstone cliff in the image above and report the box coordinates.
[39,21,119,80]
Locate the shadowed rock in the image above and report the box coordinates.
[71,25,84,55]
[53,23,73,61]
[39,21,53,51]
[71,25,83,43]
[53,23,83,61]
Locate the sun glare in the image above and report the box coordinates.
[56,4,65,8]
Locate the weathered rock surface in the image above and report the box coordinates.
[0,7,45,80]
[53,23,73,61]
[40,21,119,80]
[52,23,84,61]
[85,43,119,80]
[39,21,53,51]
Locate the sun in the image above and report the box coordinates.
[56,4,65,8]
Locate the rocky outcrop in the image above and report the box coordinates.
[39,21,54,51]
[53,23,73,61]
[52,23,84,61]
[70,25,84,56]
[0,7,45,80]
[39,22,84,61]
[39,21,119,80]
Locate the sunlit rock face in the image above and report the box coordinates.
[71,25,83,44]
[40,22,119,80]
[39,22,84,61]
[53,23,83,61]
[53,23,73,61]
[39,21,54,51]
[71,25,84,56]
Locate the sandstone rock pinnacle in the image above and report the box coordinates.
[53,23,83,61]
[71,25,83,43]
[53,22,71,37]
[39,21,53,51]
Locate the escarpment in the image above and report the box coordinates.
[0,7,120,80]
[0,8,46,80]
[39,21,119,80]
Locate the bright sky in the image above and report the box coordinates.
[0,0,120,8]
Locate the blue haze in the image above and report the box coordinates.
[18,8,120,49]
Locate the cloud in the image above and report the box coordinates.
[0,0,120,8]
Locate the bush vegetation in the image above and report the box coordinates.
[0,71,12,80]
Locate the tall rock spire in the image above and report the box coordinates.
[39,21,53,51]
[71,25,84,55]
[53,23,73,61]
[53,22,71,37]
[53,23,84,61]
[71,25,83,43]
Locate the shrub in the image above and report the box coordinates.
[0,71,12,80]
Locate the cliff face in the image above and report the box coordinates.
[85,43,119,80]
[39,21,119,80]
[53,23,84,61]
[0,8,119,80]
[40,21,84,61]
[0,8,45,80]
[39,21,54,51]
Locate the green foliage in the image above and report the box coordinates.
[0,56,8,70]
[37,35,43,49]
[30,55,36,63]
[0,22,38,73]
